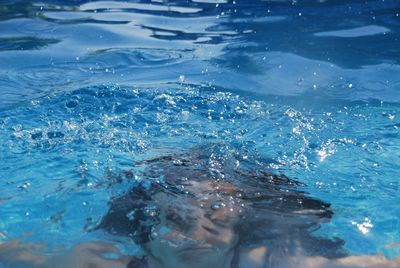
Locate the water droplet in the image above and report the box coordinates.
[211,203,221,210]
[17,182,31,189]
[352,218,373,235]
[181,110,190,121]
[173,159,183,165]
[126,211,135,221]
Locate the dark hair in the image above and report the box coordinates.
[98,147,347,267]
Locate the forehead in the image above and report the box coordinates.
[153,178,243,234]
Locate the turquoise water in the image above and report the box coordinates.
[0,0,399,266]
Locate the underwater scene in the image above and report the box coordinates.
[0,0,399,267]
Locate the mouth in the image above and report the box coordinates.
[176,244,228,263]
[178,245,215,254]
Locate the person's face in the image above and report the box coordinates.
[145,180,241,268]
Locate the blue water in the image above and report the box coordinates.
[0,0,399,265]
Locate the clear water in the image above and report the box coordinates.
[0,0,399,266]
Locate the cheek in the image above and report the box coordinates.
[146,237,180,264]
[147,229,191,255]
[191,222,237,248]
[194,208,239,248]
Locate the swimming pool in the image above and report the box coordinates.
[0,0,399,267]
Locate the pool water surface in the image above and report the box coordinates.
[0,0,399,267]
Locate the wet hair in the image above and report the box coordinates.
[98,145,347,267]
[231,170,346,266]
[97,183,160,243]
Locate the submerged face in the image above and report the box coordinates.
[98,147,346,267]
[145,180,242,268]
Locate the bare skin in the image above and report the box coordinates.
[1,151,399,268]
[286,255,400,268]
[1,235,399,268]
[0,241,131,268]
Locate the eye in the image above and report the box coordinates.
[201,225,220,235]
[165,207,195,233]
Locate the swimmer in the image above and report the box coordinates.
[97,146,400,268]
[1,146,399,267]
